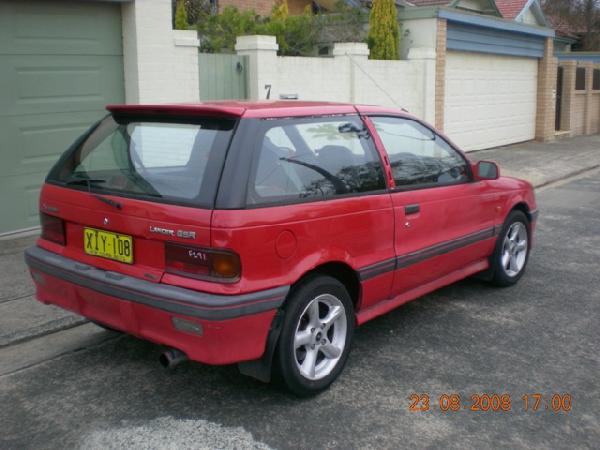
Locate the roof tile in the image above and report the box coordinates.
[493,0,529,19]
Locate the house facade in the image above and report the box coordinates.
[401,0,556,150]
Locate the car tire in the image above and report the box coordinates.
[490,210,530,287]
[274,275,354,397]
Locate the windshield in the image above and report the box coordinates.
[48,115,235,208]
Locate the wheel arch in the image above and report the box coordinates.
[238,260,362,383]
[509,201,533,223]
[289,261,361,311]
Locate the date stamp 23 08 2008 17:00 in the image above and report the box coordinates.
[408,393,573,413]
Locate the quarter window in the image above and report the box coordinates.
[248,117,385,205]
[370,116,469,188]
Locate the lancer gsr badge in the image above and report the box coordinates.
[149,225,196,240]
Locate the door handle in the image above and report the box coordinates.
[404,204,420,215]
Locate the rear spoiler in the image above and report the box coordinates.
[106,104,246,119]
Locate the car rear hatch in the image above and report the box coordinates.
[39,105,241,285]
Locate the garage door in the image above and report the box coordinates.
[445,51,538,151]
[0,0,124,235]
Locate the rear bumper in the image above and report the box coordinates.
[25,246,289,364]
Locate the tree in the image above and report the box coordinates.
[175,0,189,30]
[542,0,600,50]
[581,0,600,49]
[367,0,399,60]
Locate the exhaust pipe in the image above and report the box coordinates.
[159,348,188,369]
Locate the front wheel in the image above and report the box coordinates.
[490,210,530,286]
[274,275,354,397]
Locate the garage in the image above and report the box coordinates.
[439,9,554,152]
[445,51,538,151]
[0,0,124,235]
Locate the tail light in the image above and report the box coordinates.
[40,212,66,245]
[165,243,241,282]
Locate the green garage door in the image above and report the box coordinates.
[0,0,124,235]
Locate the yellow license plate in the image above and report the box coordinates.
[83,227,134,264]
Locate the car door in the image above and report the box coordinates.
[366,115,498,296]
[212,114,396,304]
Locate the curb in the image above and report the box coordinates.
[0,315,88,348]
[533,165,600,189]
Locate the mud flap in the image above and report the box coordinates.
[237,309,285,383]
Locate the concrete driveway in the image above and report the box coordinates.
[1,164,599,448]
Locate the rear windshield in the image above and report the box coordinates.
[48,115,235,208]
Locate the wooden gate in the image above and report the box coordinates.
[198,53,249,101]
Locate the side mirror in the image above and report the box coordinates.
[474,161,500,180]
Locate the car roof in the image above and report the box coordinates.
[106,101,412,120]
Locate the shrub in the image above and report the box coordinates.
[175,0,189,30]
[196,0,366,56]
[197,7,260,53]
[367,0,399,60]
[260,1,319,56]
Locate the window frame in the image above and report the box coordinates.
[242,114,389,209]
[366,114,474,192]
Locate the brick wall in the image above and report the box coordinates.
[435,19,446,131]
[218,0,311,16]
[535,37,557,142]
[558,61,600,137]
[558,61,575,132]
[287,0,312,14]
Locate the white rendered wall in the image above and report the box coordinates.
[399,18,437,60]
[236,36,436,124]
[121,0,199,103]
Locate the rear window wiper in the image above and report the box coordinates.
[63,176,122,210]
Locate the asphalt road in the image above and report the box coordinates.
[1,175,599,450]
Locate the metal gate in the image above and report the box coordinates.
[198,53,249,101]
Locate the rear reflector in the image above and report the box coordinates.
[165,243,241,282]
[40,212,66,246]
[171,317,203,336]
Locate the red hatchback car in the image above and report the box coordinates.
[25,101,537,395]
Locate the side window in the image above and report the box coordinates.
[370,116,469,188]
[248,116,385,205]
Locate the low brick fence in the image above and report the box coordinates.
[557,61,600,137]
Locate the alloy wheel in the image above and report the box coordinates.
[293,294,347,381]
[501,222,528,277]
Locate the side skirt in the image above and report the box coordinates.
[355,259,489,326]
